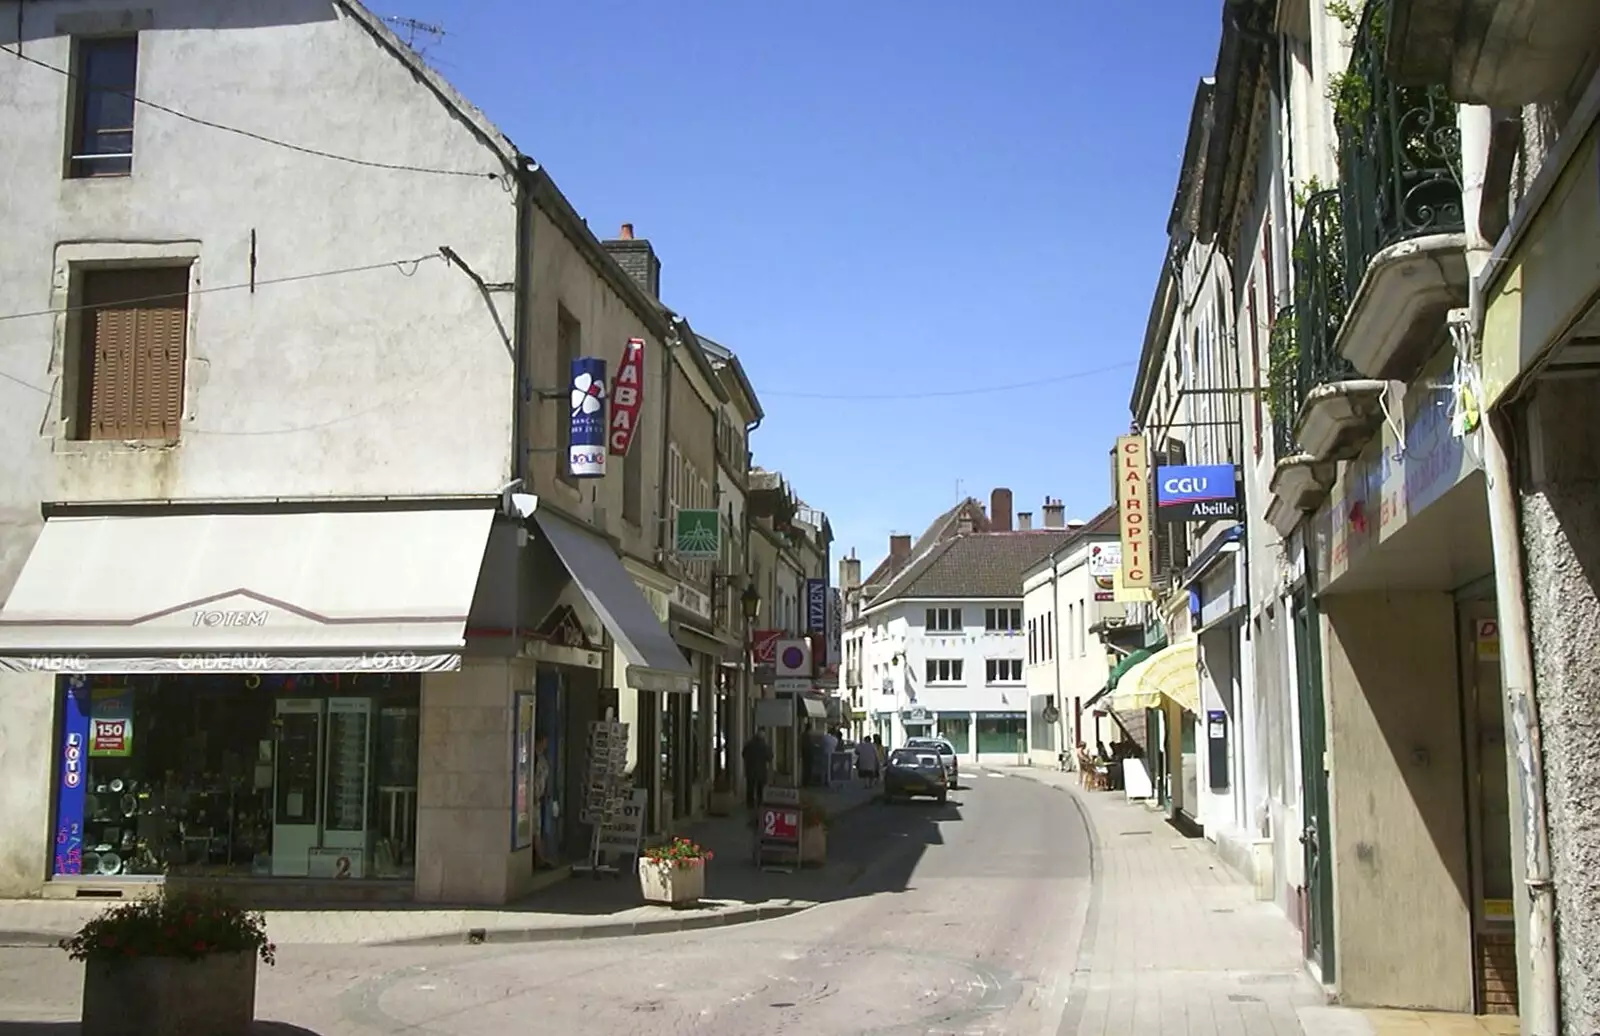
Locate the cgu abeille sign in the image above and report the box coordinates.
[1155,464,1240,521]
[1114,435,1151,589]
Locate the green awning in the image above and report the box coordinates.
[1082,647,1154,711]
[1106,648,1153,689]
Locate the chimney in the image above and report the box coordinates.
[889,533,912,570]
[990,488,1013,532]
[957,511,975,535]
[1042,497,1066,528]
[839,555,862,590]
[602,222,662,298]
[1017,511,1033,530]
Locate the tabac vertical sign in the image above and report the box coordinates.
[1115,434,1151,588]
[569,357,608,478]
[608,338,644,457]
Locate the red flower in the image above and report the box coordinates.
[193,941,207,953]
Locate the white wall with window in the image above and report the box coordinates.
[1021,534,1127,766]
[857,596,1030,759]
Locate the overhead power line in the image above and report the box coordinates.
[761,361,1137,401]
[3,45,500,180]
[0,253,443,327]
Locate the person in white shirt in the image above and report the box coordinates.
[855,735,879,784]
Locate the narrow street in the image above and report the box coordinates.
[0,773,1088,1036]
[0,771,1090,1036]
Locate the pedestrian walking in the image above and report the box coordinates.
[742,730,771,811]
[855,734,879,784]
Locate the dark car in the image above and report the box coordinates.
[884,748,949,803]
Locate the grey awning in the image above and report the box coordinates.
[670,619,736,661]
[0,508,493,673]
[800,696,827,719]
[534,512,693,694]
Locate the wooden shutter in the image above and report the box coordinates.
[80,267,188,440]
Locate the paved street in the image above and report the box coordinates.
[0,770,1092,1036]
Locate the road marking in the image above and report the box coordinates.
[985,771,1007,779]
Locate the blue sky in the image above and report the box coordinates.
[378,1,1222,572]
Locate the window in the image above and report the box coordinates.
[1044,613,1054,661]
[72,267,189,441]
[1027,618,1036,664]
[924,659,963,683]
[986,659,1023,683]
[1079,598,1088,656]
[69,36,139,178]
[925,607,962,633]
[984,607,1022,632]
[555,306,580,485]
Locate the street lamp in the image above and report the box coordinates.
[740,583,762,622]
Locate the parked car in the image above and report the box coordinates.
[884,748,949,804]
[904,737,959,788]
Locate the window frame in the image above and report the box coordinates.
[923,658,964,684]
[925,607,963,633]
[67,35,140,179]
[555,305,580,487]
[68,263,193,443]
[985,658,1023,684]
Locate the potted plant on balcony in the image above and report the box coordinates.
[799,800,829,866]
[61,888,276,1036]
[638,836,713,907]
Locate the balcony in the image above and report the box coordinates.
[1268,193,1388,463]
[1331,0,1468,379]
[1386,0,1600,108]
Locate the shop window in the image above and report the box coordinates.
[52,674,420,881]
[975,713,1027,755]
[937,714,970,754]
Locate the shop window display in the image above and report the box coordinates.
[53,673,420,881]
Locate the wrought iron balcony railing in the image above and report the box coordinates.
[1334,0,1463,288]
[1271,190,1357,454]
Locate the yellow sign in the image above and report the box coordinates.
[1476,618,1500,662]
[1115,435,1151,588]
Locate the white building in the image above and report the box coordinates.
[0,0,704,904]
[1019,508,1122,765]
[859,515,1077,759]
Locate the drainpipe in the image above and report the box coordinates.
[656,320,680,557]
[1048,545,1067,754]
[511,159,535,491]
[1459,103,1559,1036]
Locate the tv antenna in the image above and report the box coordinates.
[384,15,445,54]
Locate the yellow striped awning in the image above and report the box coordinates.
[1108,640,1200,715]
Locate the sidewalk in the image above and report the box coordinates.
[0,781,878,950]
[990,765,1520,1036]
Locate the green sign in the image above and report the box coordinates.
[675,508,720,561]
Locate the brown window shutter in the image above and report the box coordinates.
[80,267,188,441]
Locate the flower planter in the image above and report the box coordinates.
[638,857,706,907]
[800,824,827,866]
[81,951,257,1036]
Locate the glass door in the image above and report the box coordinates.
[270,698,323,877]
[318,697,372,878]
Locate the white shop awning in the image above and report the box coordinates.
[534,511,693,694]
[0,508,495,674]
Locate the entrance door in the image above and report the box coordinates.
[1459,601,1518,1014]
[535,670,562,862]
[1293,591,1335,981]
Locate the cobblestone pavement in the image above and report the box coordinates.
[0,771,1093,1035]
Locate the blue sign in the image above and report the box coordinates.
[805,578,827,635]
[568,357,607,479]
[53,678,90,876]
[1155,464,1239,521]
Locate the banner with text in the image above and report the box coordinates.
[1115,434,1151,588]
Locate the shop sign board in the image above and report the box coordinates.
[88,688,133,757]
[1156,465,1240,522]
[607,338,645,456]
[773,638,812,692]
[756,785,802,869]
[805,578,827,634]
[675,509,720,561]
[826,588,843,670]
[511,692,535,850]
[54,681,91,876]
[751,629,782,665]
[594,788,648,858]
[1114,435,1151,588]
[568,356,608,479]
